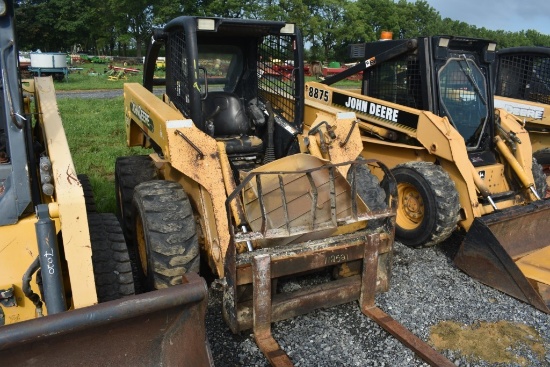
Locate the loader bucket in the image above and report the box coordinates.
[0,273,213,367]
[454,200,550,313]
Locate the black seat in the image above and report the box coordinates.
[203,92,263,154]
[203,92,250,136]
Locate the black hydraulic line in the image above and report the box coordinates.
[34,204,67,315]
[22,257,43,310]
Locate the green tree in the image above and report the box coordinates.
[395,0,440,38]
[108,0,157,57]
[204,0,257,18]
[12,0,550,59]
[152,0,213,25]
[355,0,401,40]
[302,0,350,61]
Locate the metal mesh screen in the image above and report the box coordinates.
[166,30,191,118]
[497,54,550,104]
[366,54,424,110]
[257,34,296,123]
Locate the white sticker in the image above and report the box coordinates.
[336,112,357,120]
[166,119,194,128]
[494,98,544,120]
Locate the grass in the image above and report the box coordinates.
[54,62,146,91]
[57,96,149,212]
[430,320,546,366]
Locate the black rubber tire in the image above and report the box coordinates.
[392,161,460,248]
[533,150,550,198]
[78,174,97,213]
[333,159,388,280]
[347,159,387,229]
[88,212,135,302]
[115,155,158,243]
[132,180,200,290]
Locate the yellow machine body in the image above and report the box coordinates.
[302,35,550,315]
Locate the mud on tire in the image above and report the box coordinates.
[132,180,200,290]
[392,161,460,248]
[347,158,387,229]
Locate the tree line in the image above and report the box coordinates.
[14,0,550,62]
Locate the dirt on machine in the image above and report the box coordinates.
[0,2,213,365]
[303,35,550,315]
[493,46,550,197]
[116,16,455,366]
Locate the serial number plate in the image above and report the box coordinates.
[325,253,348,264]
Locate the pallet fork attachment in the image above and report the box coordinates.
[249,234,455,367]
[222,159,453,366]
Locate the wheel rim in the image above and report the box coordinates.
[397,182,424,230]
[136,216,148,276]
[541,163,550,199]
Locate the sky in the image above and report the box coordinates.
[424,0,550,35]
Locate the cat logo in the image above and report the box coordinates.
[478,171,485,179]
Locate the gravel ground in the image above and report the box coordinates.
[206,233,550,367]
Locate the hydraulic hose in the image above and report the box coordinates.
[22,256,43,313]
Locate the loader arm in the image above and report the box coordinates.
[320,39,418,86]
[494,46,550,176]
[494,95,550,155]
[125,83,231,277]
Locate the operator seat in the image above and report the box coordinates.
[203,92,263,155]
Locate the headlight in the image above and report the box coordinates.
[0,1,6,16]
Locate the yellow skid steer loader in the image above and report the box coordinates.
[0,2,213,365]
[304,35,550,314]
[117,16,454,366]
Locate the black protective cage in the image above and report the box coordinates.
[353,36,497,158]
[356,37,495,117]
[143,17,305,140]
[495,47,550,104]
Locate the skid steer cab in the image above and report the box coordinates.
[118,16,456,366]
[0,1,213,366]
[494,46,550,197]
[303,35,550,315]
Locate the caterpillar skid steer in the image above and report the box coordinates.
[303,35,550,314]
[494,46,550,197]
[0,2,213,365]
[117,16,455,366]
